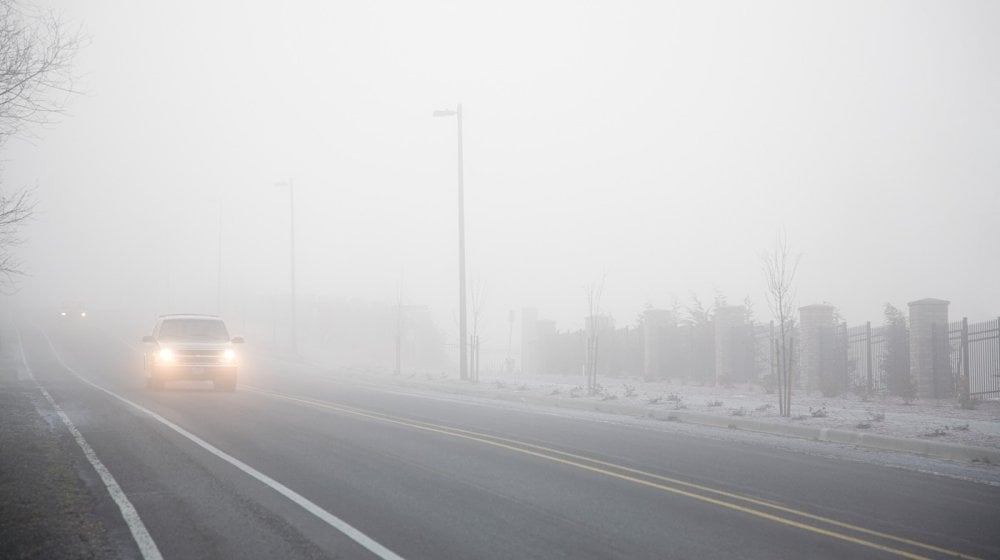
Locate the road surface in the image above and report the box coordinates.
[16,318,1000,560]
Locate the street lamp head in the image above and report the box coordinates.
[433,109,457,117]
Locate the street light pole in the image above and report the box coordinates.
[217,202,223,316]
[434,104,468,381]
[277,178,297,354]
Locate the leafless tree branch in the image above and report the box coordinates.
[0,1,80,286]
[0,185,33,289]
[0,0,81,144]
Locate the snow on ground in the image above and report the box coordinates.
[355,368,1000,450]
[283,340,1000,450]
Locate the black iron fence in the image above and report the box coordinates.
[529,313,999,403]
[840,316,997,401]
[846,323,885,394]
[948,317,1000,400]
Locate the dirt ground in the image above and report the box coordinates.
[0,353,119,560]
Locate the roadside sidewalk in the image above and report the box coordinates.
[315,363,1000,465]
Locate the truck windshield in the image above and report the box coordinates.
[158,319,230,341]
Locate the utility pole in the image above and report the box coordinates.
[216,201,223,316]
[289,179,297,354]
[395,300,403,376]
[506,310,514,374]
[277,178,297,354]
[456,104,467,381]
[433,104,468,380]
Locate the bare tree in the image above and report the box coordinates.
[760,232,801,417]
[0,186,31,286]
[1,0,80,141]
[0,1,81,284]
[469,277,487,382]
[584,274,606,395]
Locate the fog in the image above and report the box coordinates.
[4,1,999,366]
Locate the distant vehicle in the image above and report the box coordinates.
[141,314,245,392]
[58,302,88,319]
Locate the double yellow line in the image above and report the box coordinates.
[243,384,978,560]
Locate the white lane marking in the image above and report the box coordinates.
[34,326,405,560]
[16,329,164,560]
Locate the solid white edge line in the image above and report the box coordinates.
[16,329,164,560]
[33,325,405,560]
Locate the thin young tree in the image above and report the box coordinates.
[584,274,606,395]
[469,277,487,382]
[760,232,801,417]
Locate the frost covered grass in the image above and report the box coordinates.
[346,367,1000,449]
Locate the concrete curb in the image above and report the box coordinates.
[368,376,1000,466]
[275,351,1000,467]
[659,410,1000,464]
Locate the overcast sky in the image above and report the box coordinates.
[4,0,999,352]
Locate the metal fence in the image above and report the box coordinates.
[529,314,1000,402]
[948,317,1000,400]
[845,323,889,395]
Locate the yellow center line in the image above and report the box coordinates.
[243,384,979,560]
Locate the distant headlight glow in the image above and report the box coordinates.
[158,348,175,362]
[223,349,236,363]
[80,312,87,317]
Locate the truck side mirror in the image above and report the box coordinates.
[142,335,155,343]
[231,336,245,344]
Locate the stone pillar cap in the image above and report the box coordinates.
[799,303,835,311]
[907,298,950,306]
[643,308,673,314]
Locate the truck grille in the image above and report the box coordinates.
[174,349,226,365]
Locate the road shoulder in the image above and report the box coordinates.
[0,348,127,559]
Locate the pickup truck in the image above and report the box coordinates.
[142,314,245,391]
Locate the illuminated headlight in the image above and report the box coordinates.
[223,349,236,363]
[158,348,175,362]
[61,312,67,316]
[80,312,87,317]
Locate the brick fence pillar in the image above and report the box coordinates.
[520,308,538,375]
[799,304,836,393]
[643,309,674,380]
[908,298,951,398]
[714,306,745,385]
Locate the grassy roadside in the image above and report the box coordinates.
[0,339,118,559]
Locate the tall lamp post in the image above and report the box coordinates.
[433,104,467,381]
[216,201,223,316]
[276,178,297,354]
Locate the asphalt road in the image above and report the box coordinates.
[17,317,1000,560]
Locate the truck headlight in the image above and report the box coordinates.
[158,348,175,362]
[223,349,236,363]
